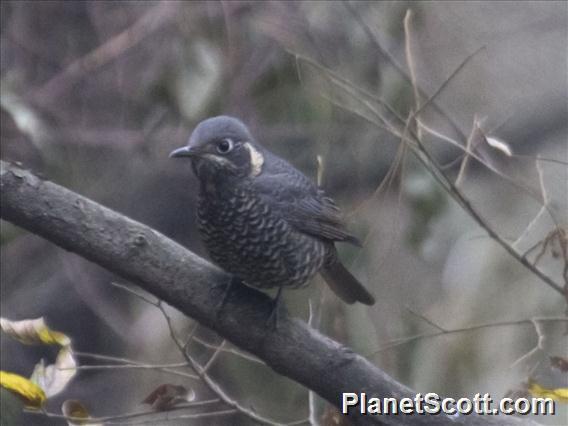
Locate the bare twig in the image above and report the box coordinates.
[27,398,223,424]
[401,11,562,295]
[203,340,226,373]
[510,319,546,369]
[356,116,411,258]
[523,227,568,287]
[108,408,238,425]
[315,11,565,296]
[191,336,264,364]
[342,1,468,143]
[371,317,567,355]
[311,54,564,295]
[346,96,410,221]
[316,154,325,188]
[404,306,447,333]
[285,419,311,426]
[513,157,550,248]
[413,45,486,119]
[74,351,198,380]
[410,121,563,294]
[184,349,283,426]
[352,96,564,296]
[109,288,283,425]
[416,118,544,202]
[293,52,404,134]
[511,154,568,166]
[107,409,237,425]
[110,281,158,306]
[404,9,422,134]
[455,117,481,187]
[154,294,284,426]
[67,362,189,372]
[295,50,545,206]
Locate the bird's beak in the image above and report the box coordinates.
[169,146,196,158]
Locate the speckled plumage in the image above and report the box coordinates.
[197,182,326,289]
[170,116,375,306]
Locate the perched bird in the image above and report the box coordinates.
[170,116,375,312]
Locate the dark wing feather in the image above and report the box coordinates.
[252,152,360,245]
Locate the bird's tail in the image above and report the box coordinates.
[320,260,375,306]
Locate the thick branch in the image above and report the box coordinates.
[0,161,536,425]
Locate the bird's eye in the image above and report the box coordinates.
[216,138,234,154]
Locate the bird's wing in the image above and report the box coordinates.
[251,156,360,245]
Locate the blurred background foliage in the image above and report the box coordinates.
[1,1,566,425]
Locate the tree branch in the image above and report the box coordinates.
[0,160,537,425]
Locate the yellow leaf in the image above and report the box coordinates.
[0,317,70,347]
[528,380,568,403]
[0,370,46,409]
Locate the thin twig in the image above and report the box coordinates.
[184,351,284,425]
[342,1,468,142]
[155,297,286,425]
[410,123,564,294]
[414,45,486,118]
[355,116,411,254]
[203,340,226,373]
[293,52,404,134]
[509,319,546,369]
[74,351,198,380]
[404,306,447,332]
[182,322,200,350]
[370,317,567,355]
[398,17,563,295]
[107,408,238,425]
[28,398,223,424]
[417,118,544,202]
[296,49,546,206]
[513,156,549,248]
[67,362,189,371]
[512,154,568,166]
[318,92,397,137]
[110,281,158,305]
[157,300,184,347]
[191,336,264,364]
[404,10,422,140]
[455,117,480,187]
[330,92,564,294]
[402,12,560,244]
[285,418,311,426]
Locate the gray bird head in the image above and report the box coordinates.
[170,116,265,180]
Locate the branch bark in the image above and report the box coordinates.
[0,161,537,425]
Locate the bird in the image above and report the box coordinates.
[170,116,375,316]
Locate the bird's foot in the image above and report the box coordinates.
[215,276,240,318]
[266,286,284,330]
